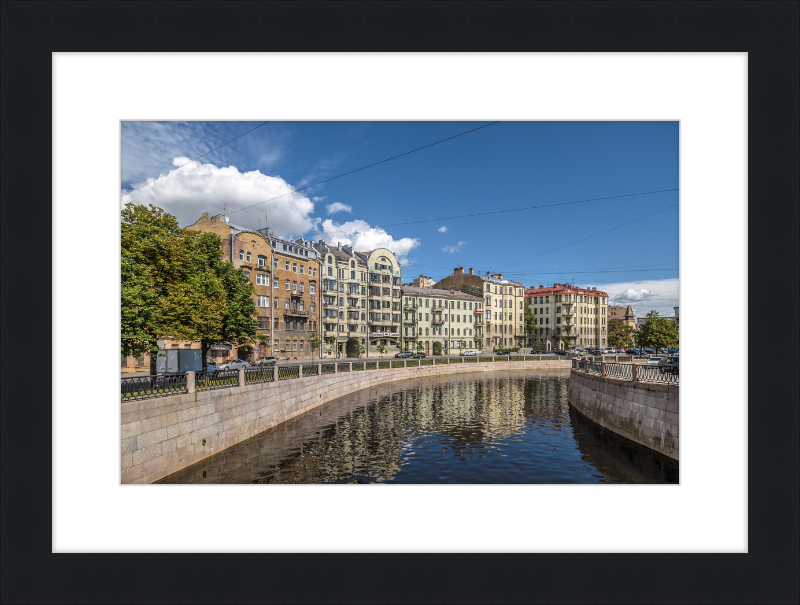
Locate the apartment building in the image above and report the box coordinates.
[525,283,609,350]
[364,248,403,356]
[434,268,525,350]
[400,286,484,355]
[186,213,322,361]
[313,240,370,357]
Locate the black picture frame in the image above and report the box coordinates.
[1,2,797,603]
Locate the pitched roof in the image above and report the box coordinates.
[401,285,483,299]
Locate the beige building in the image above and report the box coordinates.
[313,240,370,358]
[400,286,484,355]
[364,248,403,355]
[412,275,435,288]
[434,267,525,350]
[525,283,609,350]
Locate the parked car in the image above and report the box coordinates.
[202,362,219,375]
[544,350,553,354]
[395,351,414,358]
[412,352,426,358]
[667,349,679,355]
[496,349,511,356]
[461,350,477,356]
[658,356,679,375]
[646,356,663,366]
[217,359,249,371]
[253,356,277,366]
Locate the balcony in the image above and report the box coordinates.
[431,318,445,325]
[323,302,338,308]
[284,309,309,317]
[403,305,418,311]
[291,291,304,298]
[404,316,419,324]
[561,308,574,316]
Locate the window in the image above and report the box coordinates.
[285,280,290,290]
[274,258,278,269]
[239,250,244,261]
[257,295,269,307]
[246,252,251,262]
[285,298,290,309]
[351,271,355,279]
[310,284,315,295]
[300,265,304,275]
[273,277,279,288]
[292,281,297,292]
[258,256,265,267]
[327,256,332,264]
[258,316,269,329]
[350,260,355,268]
[242,271,249,280]
[256,274,267,285]
[293,263,297,273]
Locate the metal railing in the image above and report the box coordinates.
[121,355,576,400]
[121,374,187,401]
[277,365,300,380]
[638,364,680,385]
[605,363,633,380]
[196,370,239,391]
[245,367,275,383]
[302,365,319,377]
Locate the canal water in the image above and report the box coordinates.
[159,370,678,484]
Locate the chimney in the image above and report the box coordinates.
[469,268,474,274]
[539,284,543,289]
[337,241,341,250]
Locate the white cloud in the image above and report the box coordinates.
[312,196,327,203]
[438,225,447,233]
[325,202,352,215]
[597,278,680,317]
[313,218,420,265]
[441,241,466,254]
[121,157,316,237]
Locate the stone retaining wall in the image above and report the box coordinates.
[122,359,572,484]
[567,369,679,460]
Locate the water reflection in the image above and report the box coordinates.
[159,370,677,484]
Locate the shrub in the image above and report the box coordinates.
[433,341,442,356]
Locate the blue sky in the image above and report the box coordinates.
[121,121,679,316]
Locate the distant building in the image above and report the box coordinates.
[412,275,435,288]
[525,283,609,350]
[434,268,525,350]
[400,286,484,355]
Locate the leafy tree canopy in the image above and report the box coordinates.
[524,304,537,336]
[608,319,637,349]
[634,311,679,350]
[120,203,257,367]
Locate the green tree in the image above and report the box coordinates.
[326,336,336,357]
[120,203,258,371]
[534,339,542,350]
[560,335,570,349]
[353,343,365,358]
[634,311,679,350]
[608,319,637,349]
[309,332,322,357]
[415,341,425,354]
[433,341,443,356]
[524,305,537,343]
[376,342,386,357]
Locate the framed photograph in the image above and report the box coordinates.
[2,2,796,603]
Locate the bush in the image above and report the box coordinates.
[433,342,442,355]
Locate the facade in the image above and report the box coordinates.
[412,275,435,288]
[434,268,525,350]
[186,213,322,361]
[400,286,484,355]
[363,248,403,356]
[313,240,370,358]
[524,283,609,350]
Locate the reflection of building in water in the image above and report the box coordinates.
[159,371,569,484]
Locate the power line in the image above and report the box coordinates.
[121,121,270,197]
[500,204,679,270]
[226,121,500,216]
[316,188,678,239]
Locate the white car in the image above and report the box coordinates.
[461,350,477,356]
[217,359,249,371]
[646,356,662,366]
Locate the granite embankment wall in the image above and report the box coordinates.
[567,369,679,460]
[122,359,572,484]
